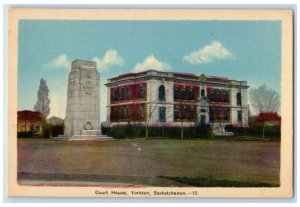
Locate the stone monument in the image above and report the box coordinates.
[62,59,103,139]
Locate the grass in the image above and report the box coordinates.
[17,138,280,187]
[161,176,279,187]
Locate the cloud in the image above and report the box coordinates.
[44,54,71,69]
[183,41,236,64]
[133,54,171,72]
[92,49,124,72]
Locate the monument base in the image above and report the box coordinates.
[81,130,101,136]
[56,133,114,141]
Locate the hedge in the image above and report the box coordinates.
[225,124,280,139]
[102,124,211,139]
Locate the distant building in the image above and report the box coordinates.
[48,116,64,126]
[17,110,43,136]
[105,70,249,127]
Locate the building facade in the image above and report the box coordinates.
[17,110,43,136]
[105,70,249,128]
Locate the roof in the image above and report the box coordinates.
[17,110,43,122]
[109,69,228,81]
[48,116,64,125]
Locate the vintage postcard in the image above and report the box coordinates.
[7,9,293,198]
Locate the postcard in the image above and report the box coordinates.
[7,8,293,198]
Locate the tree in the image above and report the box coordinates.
[34,78,51,117]
[249,83,280,115]
[256,111,281,139]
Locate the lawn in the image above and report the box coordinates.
[17,138,280,187]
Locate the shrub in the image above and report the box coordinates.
[50,124,64,137]
[17,131,33,138]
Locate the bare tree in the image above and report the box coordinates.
[249,83,280,115]
[34,78,51,117]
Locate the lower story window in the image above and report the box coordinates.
[125,107,130,119]
[238,111,242,123]
[200,115,206,125]
[181,106,186,119]
[209,108,215,123]
[159,107,166,122]
[174,106,179,120]
[138,105,144,118]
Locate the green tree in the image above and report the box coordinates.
[34,78,51,117]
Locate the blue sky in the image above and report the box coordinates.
[18,20,281,121]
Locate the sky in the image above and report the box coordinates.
[18,20,281,122]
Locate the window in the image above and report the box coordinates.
[125,107,130,119]
[182,87,187,100]
[201,109,206,113]
[139,85,144,98]
[237,92,242,105]
[223,91,228,102]
[120,107,124,119]
[224,108,229,120]
[189,87,194,100]
[158,85,165,101]
[210,91,215,101]
[238,111,242,123]
[174,86,179,100]
[120,87,125,100]
[201,89,205,97]
[138,105,144,118]
[182,106,187,119]
[217,91,222,101]
[112,107,117,119]
[125,87,130,99]
[159,107,166,122]
[209,108,215,123]
[200,115,206,126]
[190,106,195,119]
[217,108,222,120]
[174,106,179,120]
[113,89,117,101]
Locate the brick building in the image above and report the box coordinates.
[17,110,44,136]
[105,70,249,128]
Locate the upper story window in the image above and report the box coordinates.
[125,87,130,99]
[174,86,179,100]
[112,89,117,101]
[189,87,194,100]
[217,91,222,101]
[120,87,125,100]
[223,91,228,102]
[210,91,215,100]
[139,85,144,98]
[182,87,187,100]
[201,89,205,97]
[158,85,166,101]
[237,92,242,106]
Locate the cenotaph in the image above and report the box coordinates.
[60,59,109,140]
